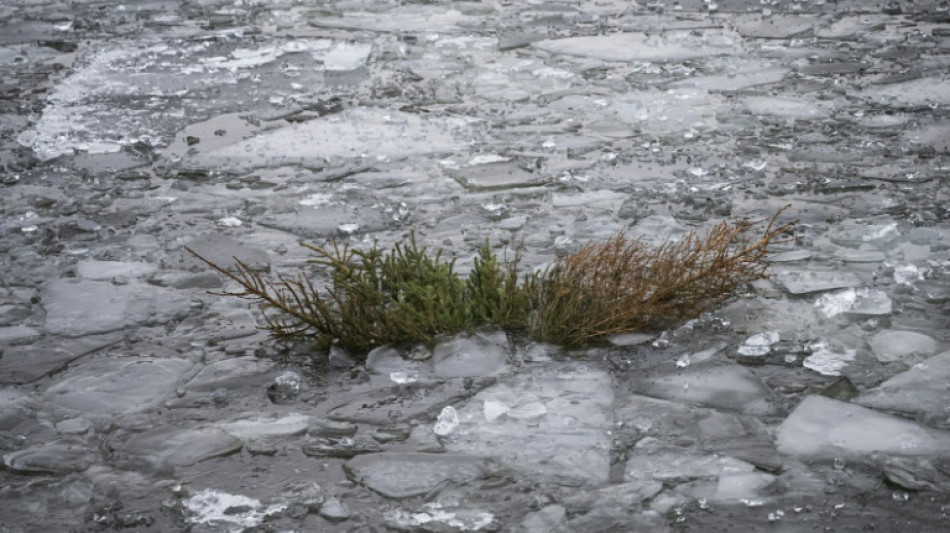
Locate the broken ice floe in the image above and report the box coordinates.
[183,489,286,530]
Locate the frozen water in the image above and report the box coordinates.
[521,505,566,532]
[713,468,776,502]
[3,440,97,474]
[344,453,488,499]
[44,358,192,416]
[0,325,40,345]
[122,426,243,468]
[431,335,508,378]
[629,215,689,244]
[892,263,927,285]
[0,388,30,430]
[178,234,270,272]
[0,335,120,385]
[4,1,950,530]
[310,7,480,32]
[634,362,775,415]
[733,14,819,39]
[268,371,302,403]
[815,288,893,318]
[194,108,471,171]
[319,497,351,522]
[323,42,371,72]
[869,330,940,364]
[743,96,838,120]
[442,362,613,485]
[386,503,494,531]
[75,260,157,280]
[41,280,191,336]
[448,161,541,190]
[184,356,276,392]
[854,78,950,108]
[774,269,863,295]
[828,223,901,249]
[434,406,460,437]
[737,331,780,357]
[803,341,857,376]
[183,489,286,531]
[776,396,950,458]
[219,413,311,440]
[815,14,889,39]
[609,88,711,136]
[533,29,743,62]
[17,38,335,160]
[670,68,788,92]
[626,452,772,503]
[856,351,950,426]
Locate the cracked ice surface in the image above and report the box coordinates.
[443,362,613,486]
[193,108,473,171]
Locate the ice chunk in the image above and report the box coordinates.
[869,330,939,364]
[443,362,613,485]
[44,358,192,416]
[734,14,819,38]
[448,161,541,190]
[122,426,243,468]
[670,68,788,92]
[737,331,781,356]
[533,29,743,62]
[323,42,371,71]
[816,14,889,39]
[828,223,901,249]
[815,288,892,317]
[184,356,276,392]
[634,362,775,415]
[386,503,494,531]
[343,453,487,499]
[776,396,950,458]
[178,234,270,272]
[183,489,286,530]
[2,440,96,474]
[0,389,30,430]
[803,341,856,376]
[219,413,311,440]
[854,78,950,108]
[774,269,862,295]
[310,8,479,33]
[892,263,926,285]
[521,505,566,532]
[267,371,301,403]
[41,280,191,337]
[481,390,546,422]
[629,215,689,244]
[75,260,157,280]
[434,406,460,437]
[856,351,950,425]
[714,469,777,502]
[194,108,469,171]
[743,96,837,120]
[0,326,40,345]
[431,335,508,378]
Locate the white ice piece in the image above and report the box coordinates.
[776,396,950,458]
[434,406,460,437]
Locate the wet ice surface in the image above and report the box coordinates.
[3,0,950,531]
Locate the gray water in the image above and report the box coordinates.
[2,0,950,531]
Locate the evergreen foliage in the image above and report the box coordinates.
[188,209,793,358]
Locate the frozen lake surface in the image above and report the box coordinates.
[2,0,950,530]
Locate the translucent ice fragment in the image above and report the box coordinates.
[434,406,460,436]
[815,288,892,317]
[390,371,420,384]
